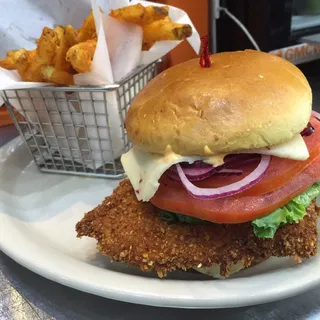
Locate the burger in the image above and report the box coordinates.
[76,50,320,278]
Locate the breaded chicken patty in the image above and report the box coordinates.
[76,180,319,278]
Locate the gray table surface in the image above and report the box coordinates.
[1,98,320,320]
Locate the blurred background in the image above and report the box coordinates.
[157,0,320,112]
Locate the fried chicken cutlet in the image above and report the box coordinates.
[76,180,320,278]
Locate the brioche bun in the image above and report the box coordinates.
[126,50,312,156]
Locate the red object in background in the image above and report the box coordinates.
[0,106,14,127]
[0,105,24,127]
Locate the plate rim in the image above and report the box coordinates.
[1,137,320,309]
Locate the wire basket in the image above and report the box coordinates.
[3,61,159,179]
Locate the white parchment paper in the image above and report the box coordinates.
[0,0,200,167]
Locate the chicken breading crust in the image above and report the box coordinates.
[76,180,319,278]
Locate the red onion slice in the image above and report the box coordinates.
[167,154,258,182]
[179,166,214,177]
[180,166,215,180]
[166,170,180,182]
[168,165,215,181]
[213,169,243,176]
[181,160,212,168]
[176,155,271,200]
[167,167,243,182]
[223,154,260,168]
[312,110,320,120]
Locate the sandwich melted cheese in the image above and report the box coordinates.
[121,133,309,203]
[77,50,320,278]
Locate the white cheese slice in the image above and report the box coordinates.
[121,135,309,202]
[241,134,309,160]
[121,148,224,202]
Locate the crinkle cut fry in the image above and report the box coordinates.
[76,180,319,278]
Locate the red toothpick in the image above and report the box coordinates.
[199,35,211,68]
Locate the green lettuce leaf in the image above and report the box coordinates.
[252,182,320,239]
[158,209,206,224]
[157,183,320,239]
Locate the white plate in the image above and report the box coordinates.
[1,137,320,309]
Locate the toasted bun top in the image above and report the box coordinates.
[126,50,312,156]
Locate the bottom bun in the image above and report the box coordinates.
[194,257,268,278]
[195,262,245,279]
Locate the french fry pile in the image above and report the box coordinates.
[0,4,192,85]
[109,4,192,50]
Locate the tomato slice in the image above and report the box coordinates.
[151,153,320,223]
[242,117,320,196]
[151,117,320,224]
[186,117,320,195]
